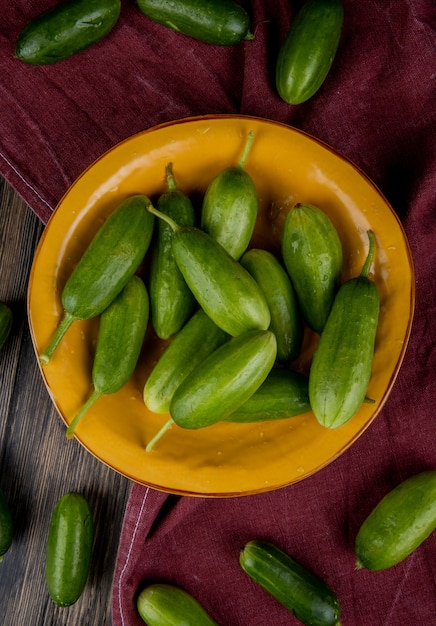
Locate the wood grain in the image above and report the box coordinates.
[0,177,132,625]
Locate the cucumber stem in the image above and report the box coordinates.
[39,310,77,365]
[147,204,179,233]
[238,130,255,170]
[360,231,376,278]
[66,390,103,439]
[146,417,174,453]
[165,162,178,192]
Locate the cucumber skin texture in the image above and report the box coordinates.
[170,330,277,429]
[45,493,93,607]
[240,540,341,626]
[150,171,196,340]
[172,227,271,336]
[281,204,342,334]
[137,583,218,625]
[0,489,13,558]
[93,275,149,394]
[0,303,12,351]
[225,367,310,422]
[136,0,252,46]
[355,470,436,571]
[62,195,154,320]
[309,272,379,429]
[241,248,303,362]
[15,0,121,65]
[276,0,344,104]
[144,308,229,413]
[201,167,258,260]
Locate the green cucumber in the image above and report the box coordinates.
[66,275,149,438]
[0,303,12,351]
[355,470,436,571]
[147,206,271,337]
[240,540,341,626]
[15,0,121,65]
[136,0,253,46]
[40,195,154,364]
[201,131,258,260]
[144,308,229,414]
[240,248,303,362]
[281,203,342,334]
[137,583,218,625]
[46,492,93,607]
[0,488,13,560]
[276,0,344,104]
[225,367,310,422]
[150,163,196,339]
[309,231,380,428]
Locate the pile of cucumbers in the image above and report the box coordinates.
[14,0,344,106]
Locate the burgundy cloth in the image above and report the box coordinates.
[1,1,435,625]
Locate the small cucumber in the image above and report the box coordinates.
[46,492,93,607]
[147,206,271,336]
[0,488,13,560]
[276,0,344,104]
[40,195,154,364]
[144,308,229,414]
[0,303,12,351]
[15,0,121,65]
[137,583,218,625]
[170,330,277,429]
[150,163,196,339]
[136,0,253,46]
[201,131,258,260]
[240,540,341,626]
[66,275,149,438]
[309,231,380,428]
[281,203,342,334]
[355,470,436,571]
[225,367,310,422]
[240,248,303,362]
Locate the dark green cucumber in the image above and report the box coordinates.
[15,0,121,65]
[355,470,436,571]
[136,0,253,45]
[240,248,303,362]
[46,492,93,607]
[150,163,196,339]
[144,308,229,414]
[66,275,149,438]
[137,583,218,625]
[201,131,258,260]
[281,203,342,334]
[240,540,341,626]
[0,303,12,351]
[147,206,271,336]
[309,231,380,428]
[225,367,310,422]
[276,0,344,104]
[0,488,13,560]
[40,195,154,364]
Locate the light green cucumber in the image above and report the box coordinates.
[281,203,342,334]
[40,195,154,364]
[201,130,258,260]
[240,248,303,362]
[66,275,149,438]
[137,583,218,625]
[355,470,436,571]
[150,163,196,339]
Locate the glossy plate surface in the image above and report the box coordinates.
[28,115,415,497]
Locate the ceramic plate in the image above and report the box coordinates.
[28,115,415,497]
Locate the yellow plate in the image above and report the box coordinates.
[28,115,415,497]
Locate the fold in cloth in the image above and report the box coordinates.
[1,1,435,625]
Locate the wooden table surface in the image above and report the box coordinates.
[0,175,132,625]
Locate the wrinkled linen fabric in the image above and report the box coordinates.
[1,1,435,625]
